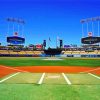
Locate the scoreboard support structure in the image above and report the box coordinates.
[80,16,100,46]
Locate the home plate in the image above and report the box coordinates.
[43,57,63,60]
[46,75,60,79]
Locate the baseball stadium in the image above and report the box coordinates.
[0,0,100,100]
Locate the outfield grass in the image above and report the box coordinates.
[0,57,100,67]
[0,84,100,100]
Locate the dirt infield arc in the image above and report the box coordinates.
[0,65,100,78]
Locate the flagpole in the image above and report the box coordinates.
[87,21,89,35]
[48,39,49,48]
[82,24,84,38]
[48,37,50,48]
[92,19,94,36]
[56,37,57,48]
[7,22,9,38]
[98,20,99,37]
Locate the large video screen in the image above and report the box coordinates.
[81,37,100,44]
[7,36,25,44]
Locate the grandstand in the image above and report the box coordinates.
[0,45,100,57]
[0,50,9,54]
[18,51,26,55]
[0,47,44,57]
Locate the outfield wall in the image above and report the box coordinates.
[0,54,42,57]
[0,54,100,57]
[61,54,100,58]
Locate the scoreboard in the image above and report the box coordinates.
[7,36,25,44]
[81,37,100,44]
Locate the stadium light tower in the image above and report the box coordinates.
[80,16,100,47]
[17,19,20,34]
[21,19,25,38]
[12,18,16,35]
[6,17,25,37]
[16,18,25,37]
[6,17,16,36]
[86,18,91,35]
[92,17,98,34]
[6,18,10,36]
[91,17,97,36]
[80,19,85,38]
[20,20,25,37]
[96,16,100,37]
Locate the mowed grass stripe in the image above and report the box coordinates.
[2,73,42,84]
[43,73,67,84]
[0,57,100,67]
[0,84,100,100]
[66,73,100,85]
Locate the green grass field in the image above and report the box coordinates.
[0,57,100,67]
[0,72,100,100]
[0,84,100,100]
[0,57,100,100]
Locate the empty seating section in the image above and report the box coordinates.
[25,51,42,55]
[80,51,88,54]
[62,50,100,55]
[98,50,100,54]
[18,51,26,55]
[72,51,80,54]
[63,51,72,54]
[87,50,98,54]
[25,51,34,54]
[0,50,9,54]
[0,49,100,57]
[0,50,42,55]
[9,50,18,54]
[33,51,42,55]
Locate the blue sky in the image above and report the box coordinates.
[0,0,100,48]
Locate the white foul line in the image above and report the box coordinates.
[0,65,28,73]
[62,73,71,85]
[0,72,20,83]
[88,73,100,80]
[80,67,100,73]
[38,73,45,85]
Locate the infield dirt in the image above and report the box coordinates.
[0,65,100,78]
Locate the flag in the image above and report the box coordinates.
[57,36,60,41]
